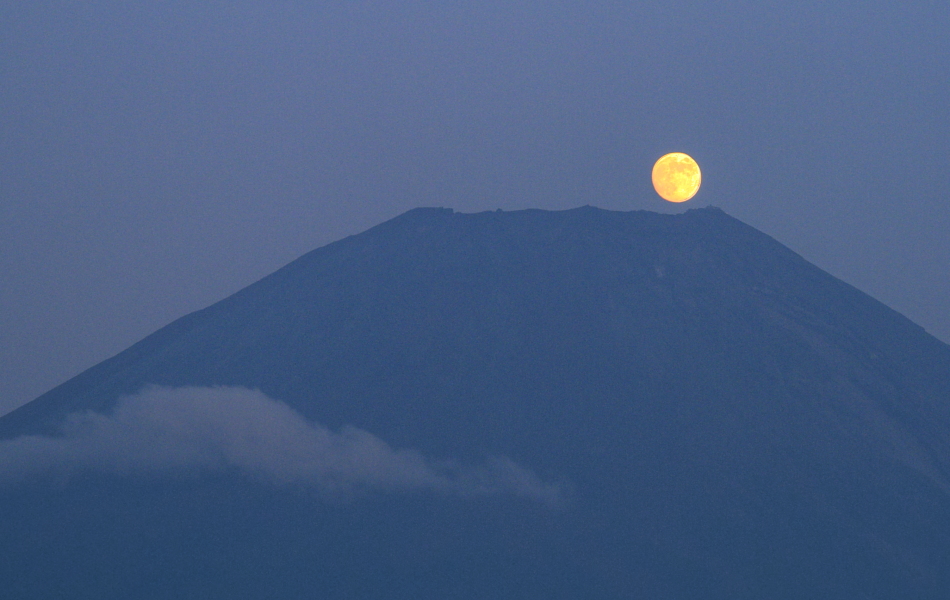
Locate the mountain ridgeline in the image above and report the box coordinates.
[2,206,950,599]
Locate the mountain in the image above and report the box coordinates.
[2,206,950,599]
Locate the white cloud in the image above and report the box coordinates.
[0,386,559,504]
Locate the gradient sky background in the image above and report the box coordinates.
[2,1,948,416]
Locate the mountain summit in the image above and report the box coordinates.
[3,206,950,599]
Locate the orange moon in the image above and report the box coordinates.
[652,153,701,202]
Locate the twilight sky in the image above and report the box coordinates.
[2,1,948,416]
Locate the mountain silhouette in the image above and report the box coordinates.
[2,206,949,599]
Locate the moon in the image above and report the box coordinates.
[652,153,701,203]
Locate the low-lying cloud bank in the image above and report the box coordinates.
[0,386,559,504]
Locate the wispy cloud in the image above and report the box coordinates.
[0,386,559,503]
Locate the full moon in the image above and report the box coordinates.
[652,152,701,203]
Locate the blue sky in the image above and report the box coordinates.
[1,0,948,414]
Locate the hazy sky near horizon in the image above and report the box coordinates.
[2,1,948,416]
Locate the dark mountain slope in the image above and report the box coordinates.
[2,206,950,599]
